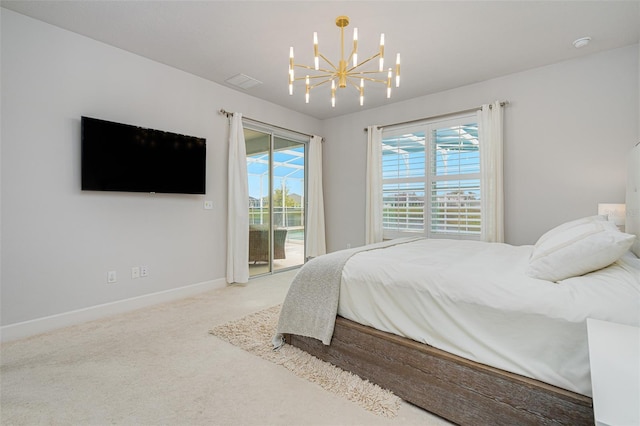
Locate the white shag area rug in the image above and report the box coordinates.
[209,305,401,417]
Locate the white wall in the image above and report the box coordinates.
[2,7,638,337]
[322,44,639,251]
[0,9,321,331]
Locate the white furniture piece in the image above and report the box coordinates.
[587,318,640,426]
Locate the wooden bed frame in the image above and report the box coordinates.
[286,316,594,425]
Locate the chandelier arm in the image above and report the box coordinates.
[346,44,359,64]
[304,74,338,81]
[309,78,331,89]
[346,76,387,87]
[347,51,355,64]
[351,70,390,76]
[318,53,338,71]
[294,64,335,74]
[353,76,388,84]
[309,78,335,90]
[348,80,362,91]
[293,74,337,82]
[294,63,321,71]
[317,67,336,74]
[347,53,381,73]
[350,69,389,76]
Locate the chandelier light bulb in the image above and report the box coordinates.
[379,33,385,72]
[313,32,319,70]
[353,28,358,67]
[289,46,295,94]
[305,75,310,103]
[360,78,364,106]
[289,67,294,95]
[331,80,336,107]
[395,53,401,87]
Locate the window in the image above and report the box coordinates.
[382,115,480,240]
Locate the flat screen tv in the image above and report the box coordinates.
[81,116,206,194]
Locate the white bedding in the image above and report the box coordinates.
[338,238,640,396]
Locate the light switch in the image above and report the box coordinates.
[204,200,213,210]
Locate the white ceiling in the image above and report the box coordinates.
[2,1,639,120]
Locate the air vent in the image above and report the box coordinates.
[226,73,263,90]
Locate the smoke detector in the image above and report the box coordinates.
[573,37,591,49]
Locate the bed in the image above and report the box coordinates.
[274,146,640,425]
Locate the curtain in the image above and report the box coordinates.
[306,135,326,258]
[365,125,384,244]
[478,101,505,243]
[226,113,249,283]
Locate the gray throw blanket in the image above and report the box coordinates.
[273,238,422,347]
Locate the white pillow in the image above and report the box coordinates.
[526,216,636,282]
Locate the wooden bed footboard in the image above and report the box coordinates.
[286,316,594,426]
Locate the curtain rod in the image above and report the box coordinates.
[363,101,509,131]
[219,108,317,140]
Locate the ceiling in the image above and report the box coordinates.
[2,1,639,120]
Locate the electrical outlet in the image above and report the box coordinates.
[131,266,140,279]
[107,270,117,283]
[140,265,148,277]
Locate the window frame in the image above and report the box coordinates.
[381,113,481,240]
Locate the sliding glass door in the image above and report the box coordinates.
[245,127,306,276]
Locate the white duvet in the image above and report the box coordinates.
[338,238,640,396]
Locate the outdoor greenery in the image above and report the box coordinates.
[271,187,298,207]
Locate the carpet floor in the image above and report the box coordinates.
[1,270,451,425]
[210,305,401,417]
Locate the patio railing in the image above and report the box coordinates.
[249,207,303,228]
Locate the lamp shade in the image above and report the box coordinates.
[598,203,626,230]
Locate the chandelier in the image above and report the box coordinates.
[288,16,400,107]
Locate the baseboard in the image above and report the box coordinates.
[0,278,227,343]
